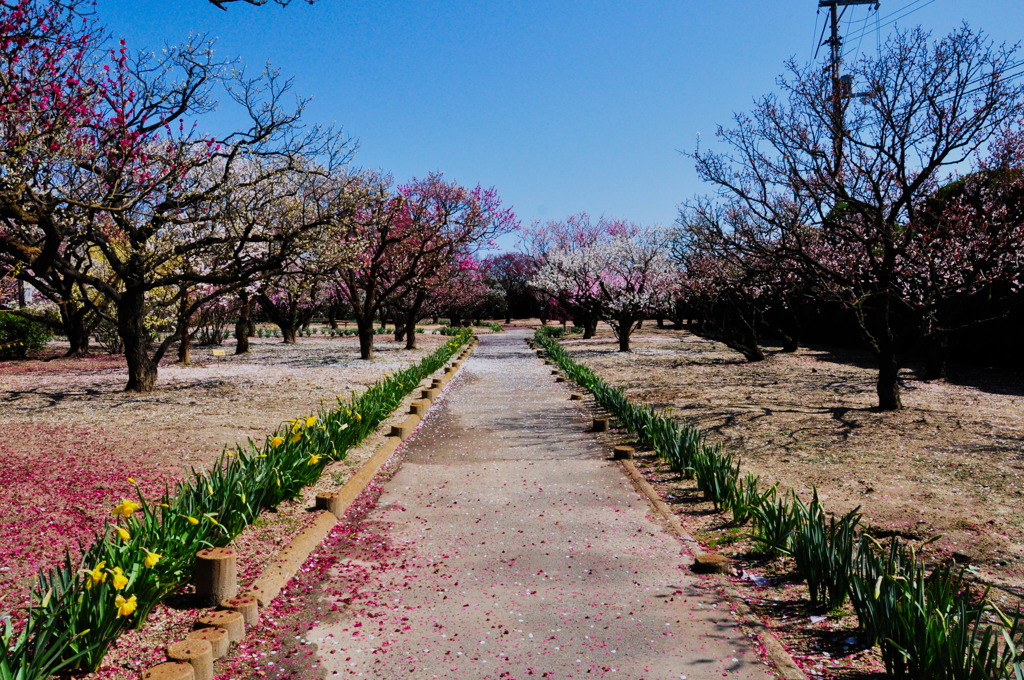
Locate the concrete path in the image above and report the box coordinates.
[295,329,778,680]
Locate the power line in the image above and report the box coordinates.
[843,0,935,46]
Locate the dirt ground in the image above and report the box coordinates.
[554,323,1024,676]
[0,332,445,614]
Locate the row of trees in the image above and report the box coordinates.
[0,1,516,391]
[3,8,1021,413]
[510,26,1024,413]
[672,25,1024,410]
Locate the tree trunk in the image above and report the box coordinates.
[328,304,339,329]
[178,330,191,364]
[61,306,91,357]
[356,315,375,360]
[280,325,297,344]
[876,355,903,410]
[234,297,251,355]
[403,311,418,349]
[583,318,598,339]
[118,290,158,392]
[656,317,665,329]
[618,329,632,352]
[176,297,191,364]
[714,318,765,362]
[394,321,406,343]
[922,334,949,381]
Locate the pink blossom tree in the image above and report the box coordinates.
[481,251,536,323]
[691,25,1024,409]
[333,171,517,359]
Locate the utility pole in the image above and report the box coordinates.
[818,0,879,174]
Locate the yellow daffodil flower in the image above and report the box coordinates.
[127,477,136,484]
[85,561,107,588]
[110,567,129,591]
[115,593,137,618]
[307,454,322,466]
[143,550,162,568]
[116,527,131,541]
[354,412,362,421]
[206,514,220,526]
[305,416,316,428]
[185,516,199,525]
[270,436,285,448]
[111,500,141,518]
[205,484,213,495]
[290,433,302,443]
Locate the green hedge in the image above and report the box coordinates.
[535,328,1024,680]
[1,330,472,678]
[0,313,51,359]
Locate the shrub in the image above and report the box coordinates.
[0,313,51,359]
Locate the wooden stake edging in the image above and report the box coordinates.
[196,609,244,643]
[246,512,337,607]
[167,639,213,680]
[155,339,477,680]
[592,417,609,432]
[186,627,229,659]
[220,594,260,627]
[409,399,430,416]
[389,414,420,440]
[617,459,807,680]
[193,548,237,607]
[569,393,584,400]
[612,445,634,460]
[143,662,194,680]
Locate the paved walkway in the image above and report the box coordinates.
[293,329,778,679]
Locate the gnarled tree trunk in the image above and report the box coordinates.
[118,290,158,392]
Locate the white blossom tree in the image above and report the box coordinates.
[531,219,677,351]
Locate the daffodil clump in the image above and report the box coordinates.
[9,328,473,678]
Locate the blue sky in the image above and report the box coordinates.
[97,1,1022,245]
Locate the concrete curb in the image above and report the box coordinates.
[533,336,806,680]
[149,338,478,679]
[619,454,807,680]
